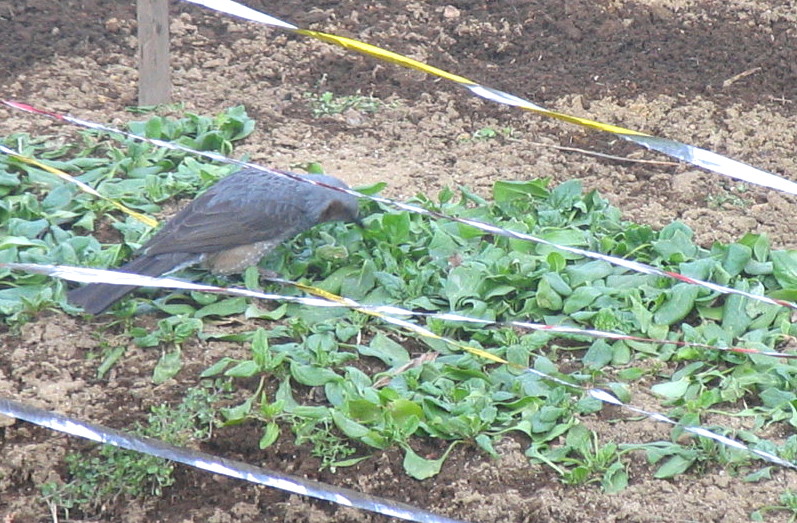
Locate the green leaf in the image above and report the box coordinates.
[566,261,613,288]
[221,396,254,422]
[225,360,261,378]
[0,236,42,250]
[535,277,563,311]
[563,286,602,313]
[617,368,644,381]
[152,348,182,384]
[244,303,288,321]
[583,339,613,369]
[654,454,694,478]
[653,283,700,325]
[331,410,371,438]
[536,229,587,258]
[475,434,498,458]
[743,467,772,482]
[654,222,696,260]
[194,297,248,318]
[760,387,795,408]
[96,346,126,379]
[354,182,387,195]
[259,422,280,449]
[357,332,410,367]
[772,250,797,289]
[251,327,270,366]
[389,399,424,425]
[738,232,769,262]
[721,243,751,277]
[290,362,341,386]
[201,357,235,377]
[347,399,382,423]
[493,180,549,203]
[607,382,632,403]
[721,292,751,339]
[602,461,628,493]
[549,179,582,207]
[444,266,483,308]
[381,212,411,243]
[402,442,458,480]
[651,379,689,400]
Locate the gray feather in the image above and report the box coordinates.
[68,169,359,314]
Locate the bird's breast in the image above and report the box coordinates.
[202,240,280,275]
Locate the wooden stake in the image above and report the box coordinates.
[137,0,171,106]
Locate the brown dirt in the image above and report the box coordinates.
[2,0,797,521]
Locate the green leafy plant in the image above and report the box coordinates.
[39,382,227,519]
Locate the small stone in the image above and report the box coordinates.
[204,58,227,69]
[443,5,460,19]
[105,17,120,33]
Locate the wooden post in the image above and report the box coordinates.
[137,0,171,106]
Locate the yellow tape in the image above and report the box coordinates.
[294,31,663,139]
[289,280,354,303]
[177,0,797,195]
[538,109,648,137]
[6,151,158,228]
[288,9,794,195]
[296,30,477,86]
[285,278,512,367]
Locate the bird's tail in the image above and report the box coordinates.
[68,253,196,315]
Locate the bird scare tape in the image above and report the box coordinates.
[180,0,797,196]
[3,261,796,472]
[4,100,797,316]
[7,262,796,361]
[0,397,465,523]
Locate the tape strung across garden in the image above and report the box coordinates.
[181,0,797,196]
[0,397,464,523]
[3,262,796,471]
[5,262,795,361]
[4,99,797,317]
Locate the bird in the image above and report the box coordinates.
[68,168,360,314]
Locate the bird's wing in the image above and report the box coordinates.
[142,173,310,255]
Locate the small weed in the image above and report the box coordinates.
[470,126,515,140]
[706,183,752,208]
[293,417,361,472]
[305,90,383,117]
[39,382,227,519]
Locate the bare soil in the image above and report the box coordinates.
[2,0,797,521]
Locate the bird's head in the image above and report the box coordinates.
[304,174,362,226]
